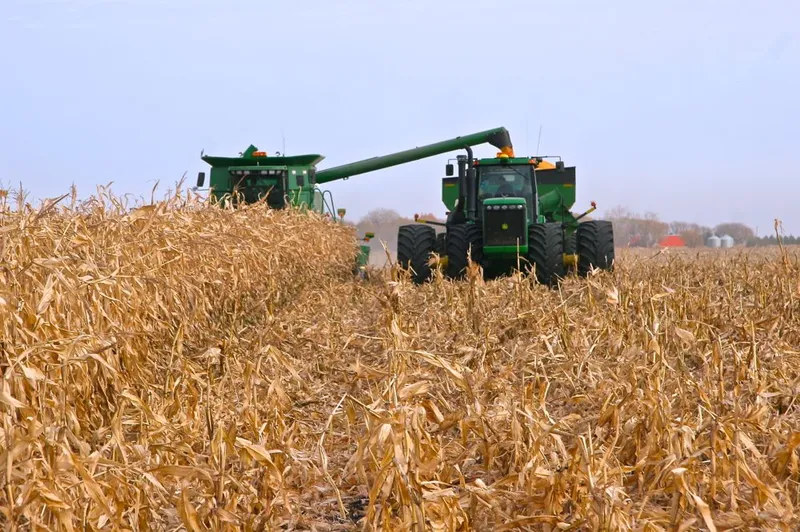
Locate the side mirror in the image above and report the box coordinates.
[555,161,565,171]
[197,172,205,187]
[445,163,454,176]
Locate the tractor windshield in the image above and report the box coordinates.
[477,165,535,214]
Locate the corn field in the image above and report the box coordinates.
[1,188,799,531]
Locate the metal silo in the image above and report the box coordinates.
[720,234,734,248]
[707,234,721,248]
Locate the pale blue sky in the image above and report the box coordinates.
[2,0,798,235]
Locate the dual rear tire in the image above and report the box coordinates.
[576,220,615,275]
[444,224,483,280]
[397,224,437,284]
[397,220,614,286]
[527,222,566,286]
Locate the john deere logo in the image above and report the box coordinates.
[501,223,509,230]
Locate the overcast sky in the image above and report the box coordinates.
[1,0,798,235]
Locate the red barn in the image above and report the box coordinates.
[659,235,686,247]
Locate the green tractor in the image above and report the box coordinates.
[398,138,614,286]
[196,127,526,277]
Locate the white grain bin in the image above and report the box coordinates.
[720,234,734,248]
[707,234,721,248]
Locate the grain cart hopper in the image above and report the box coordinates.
[400,146,615,286]
[196,127,519,275]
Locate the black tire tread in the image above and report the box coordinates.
[397,224,436,284]
[576,220,615,276]
[527,222,566,286]
[445,224,483,279]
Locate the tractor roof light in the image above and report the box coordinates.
[253,151,267,157]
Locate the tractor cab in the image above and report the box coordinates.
[440,152,575,228]
[475,160,536,223]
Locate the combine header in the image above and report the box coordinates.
[196,127,521,276]
[399,138,615,286]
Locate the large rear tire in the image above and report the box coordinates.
[576,220,615,276]
[445,224,483,279]
[526,222,566,286]
[397,224,436,284]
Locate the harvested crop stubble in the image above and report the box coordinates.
[1,189,800,531]
[0,188,359,530]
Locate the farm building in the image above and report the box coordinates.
[721,234,734,248]
[658,234,686,247]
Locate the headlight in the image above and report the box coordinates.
[501,205,508,210]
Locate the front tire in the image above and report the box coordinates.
[445,224,483,279]
[397,224,436,284]
[576,220,615,276]
[526,222,566,286]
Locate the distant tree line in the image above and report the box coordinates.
[745,235,800,247]
[349,206,797,258]
[602,206,798,247]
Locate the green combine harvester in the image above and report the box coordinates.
[196,144,376,277]
[400,138,615,286]
[195,127,525,277]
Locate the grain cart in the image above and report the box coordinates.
[399,147,615,286]
[195,127,518,274]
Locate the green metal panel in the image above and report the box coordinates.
[316,127,513,184]
[442,177,459,212]
[483,197,526,206]
[538,189,564,213]
[484,244,529,255]
[482,197,528,256]
[475,156,532,166]
[535,167,576,210]
[357,244,370,267]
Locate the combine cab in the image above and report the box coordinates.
[196,145,373,271]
